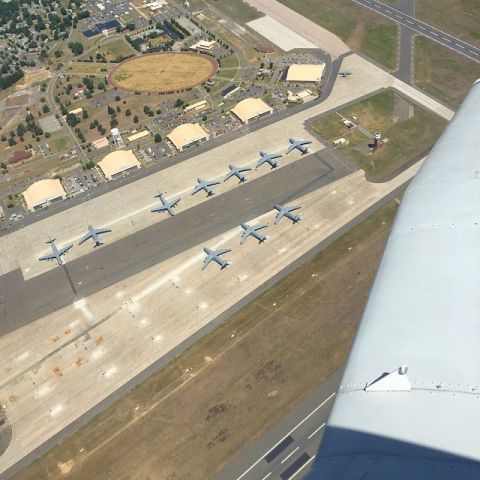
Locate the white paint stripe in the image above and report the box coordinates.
[307,423,326,439]
[287,455,316,480]
[456,43,465,48]
[430,31,438,36]
[235,392,335,480]
[281,446,300,464]
[261,473,272,480]
[395,14,402,19]
[443,37,451,42]
[418,25,426,30]
[407,20,414,24]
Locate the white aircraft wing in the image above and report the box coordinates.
[305,80,480,479]
[58,244,73,256]
[286,144,295,154]
[38,252,58,262]
[78,232,93,245]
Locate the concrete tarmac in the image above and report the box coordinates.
[0,150,352,336]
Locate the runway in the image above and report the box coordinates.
[0,150,352,336]
[354,0,480,63]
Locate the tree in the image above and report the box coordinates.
[110,118,118,128]
[82,110,88,119]
[133,115,139,124]
[107,105,115,115]
[66,112,79,127]
[68,42,84,55]
[42,104,50,113]
[115,95,121,101]
[202,114,207,121]
[125,109,132,116]
[126,21,135,31]
[143,105,150,114]
[175,98,184,108]
[154,133,161,143]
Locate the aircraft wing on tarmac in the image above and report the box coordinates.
[306,80,480,479]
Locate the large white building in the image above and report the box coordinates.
[97,150,141,180]
[23,179,67,211]
[167,123,209,152]
[230,97,273,124]
[286,64,325,84]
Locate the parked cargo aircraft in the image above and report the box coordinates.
[202,247,231,270]
[151,192,181,216]
[79,224,112,247]
[256,151,282,169]
[192,178,220,197]
[240,223,268,244]
[286,138,312,155]
[224,164,252,183]
[274,204,301,224]
[38,238,73,265]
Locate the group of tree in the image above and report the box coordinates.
[68,42,84,56]
[0,68,23,91]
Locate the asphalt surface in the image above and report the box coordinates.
[394,0,415,84]
[354,0,480,63]
[216,370,343,480]
[0,149,353,336]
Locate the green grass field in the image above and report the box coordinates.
[310,90,447,179]
[190,0,262,24]
[278,0,398,70]
[414,37,480,109]
[416,0,480,47]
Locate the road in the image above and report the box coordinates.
[0,150,353,336]
[216,370,343,480]
[354,0,480,63]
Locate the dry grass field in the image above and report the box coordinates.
[14,201,399,480]
[108,52,218,93]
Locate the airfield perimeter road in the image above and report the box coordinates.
[217,370,343,480]
[0,150,353,336]
[354,0,480,63]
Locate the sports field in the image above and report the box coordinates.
[108,52,218,93]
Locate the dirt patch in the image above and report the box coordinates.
[16,68,51,90]
[107,52,218,94]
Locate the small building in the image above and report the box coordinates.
[72,86,85,96]
[221,84,240,99]
[111,127,125,148]
[68,107,83,116]
[184,100,208,113]
[127,130,150,142]
[92,137,109,149]
[23,179,67,211]
[97,150,141,180]
[287,89,317,103]
[190,39,217,51]
[286,64,325,84]
[230,97,273,124]
[167,123,209,152]
[9,149,32,165]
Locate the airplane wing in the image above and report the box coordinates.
[299,140,312,146]
[288,205,301,212]
[151,205,166,213]
[286,144,295,154]
[78,232,92,245]
[224,170,234,181]
[95,227,112,234]
[38,252,57,262]
[191,184,201,195]
[272,153,283,159]
[216,248,231,256]
[274,211,284,224]
[58,244,73,256]
[240,230,249,245]
[202,255,213,270]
